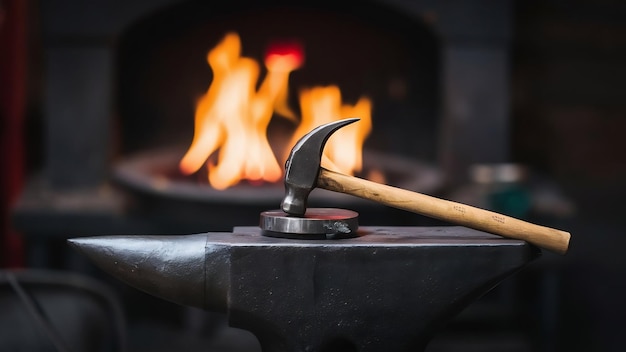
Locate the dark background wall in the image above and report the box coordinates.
[512,1,626,351]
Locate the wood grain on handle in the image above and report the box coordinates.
[318,168,571,255]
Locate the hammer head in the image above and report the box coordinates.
[281,118,360,216]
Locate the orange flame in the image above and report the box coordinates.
[179,32,372,189]
[291,86,372,175]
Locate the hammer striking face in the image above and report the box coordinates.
[281,118,359,216]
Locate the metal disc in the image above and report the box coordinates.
[260,208,359,239]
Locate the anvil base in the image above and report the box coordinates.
[69,226,540,352]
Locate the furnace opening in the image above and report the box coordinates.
[116,0,440,165]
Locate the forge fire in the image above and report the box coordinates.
[179,32,372,190]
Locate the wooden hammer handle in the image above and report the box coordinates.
[318,168,571,255]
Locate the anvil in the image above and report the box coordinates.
[69,226,539,352]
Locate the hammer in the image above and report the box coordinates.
[282,118,571,255]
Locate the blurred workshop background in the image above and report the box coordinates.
[1,0,625,351]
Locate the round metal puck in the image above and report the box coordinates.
[260,208,359,240]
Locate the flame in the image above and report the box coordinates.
[292,86,372,175]
[262,41,304,121]
[179,32,372,189]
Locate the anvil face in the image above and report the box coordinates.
[69,227,540,352]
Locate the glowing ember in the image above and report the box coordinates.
[179,32,372,189]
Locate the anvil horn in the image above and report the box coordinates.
[67,234,229,312]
